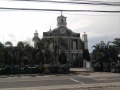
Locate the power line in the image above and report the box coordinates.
[0,7,120,13]
[13,0,120,6]
[66,0,120,4]
[70,0,120,3]
[64,12,120,16]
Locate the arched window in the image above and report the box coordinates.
[73,41,76,49]
[73,54,76,61]
[61,19,63,23]
[49,43,53,49]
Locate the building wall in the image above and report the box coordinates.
[43,31,83,67]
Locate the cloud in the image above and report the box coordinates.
[8,33,16,38]
[24,37,33,46]
[69,19,93,30]
[69,15,120,52]
[88,35,118,52]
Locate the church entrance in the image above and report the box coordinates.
[59,51,67,64]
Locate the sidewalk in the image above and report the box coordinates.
[70,68,120,78]
[70,68,87,72]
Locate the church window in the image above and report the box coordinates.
[61,19,63,23]
[73,54,76,61]
[73,41,76,49]
[49,43,53,49]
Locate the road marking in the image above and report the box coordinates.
[70,78,80,83]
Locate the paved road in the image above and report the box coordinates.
[73,87,120,90]
[0,74,120,89]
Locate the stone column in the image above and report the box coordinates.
[69,37,72,65]
[77,38,79,59]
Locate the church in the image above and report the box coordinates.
[33,14,89,67]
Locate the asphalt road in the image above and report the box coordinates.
[0,74,120,89]
[74,87,120,90]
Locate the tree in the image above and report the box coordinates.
[24,43,34,65]
[42,38,51,64]
[0,42,4,48]
[16,41,26,66]
[112,38,120,56]
[4,41,13,65]
[33,37,45,65]
[92,41,110,63]
[17,41,24,48]
[112,38,120,47]
[53,44,59,64]
[58,37,67,50]
[34,51,44,65]
[5,41,13,47]
[0,42,4,65]
[55,37,67,64]
[92,41,118,71]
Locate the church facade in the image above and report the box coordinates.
[34,14,88,67]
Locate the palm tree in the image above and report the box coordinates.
[24,43,34,65]
[0,42,4,48]
[92,41,118,71]
[5,41,13,47]
[52,37,67,64]
[17,41,24,48]
[112,38,120,47]
[92,41,106,61]
[53,44,59,64]
[34,50,44,65]
[4,41,13,65]
[43,38,50,64]
[58,37,67,49]
[33,37,45,65]
[16,41,25,66]
[4,41,14,74]
[111,38,120,58]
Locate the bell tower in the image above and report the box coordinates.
[33,30,39,48]
[82,32,88,50]
[57,12,67,27]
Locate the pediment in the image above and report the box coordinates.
[51,26,75,36]
[43,26,80,38]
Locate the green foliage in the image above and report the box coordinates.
[92,41,118,62]
[111,38,120,53]
[0,42,4,49]
[0,37,70,74]
[5,41,13,47]
[0,42,4,63]
[34,51,44,64]
[112,38,120,47]
[17,41,24,48]
[92,39,120,71]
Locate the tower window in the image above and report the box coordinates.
[61,19,63,23]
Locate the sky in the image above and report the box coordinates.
[0,0,120,52]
